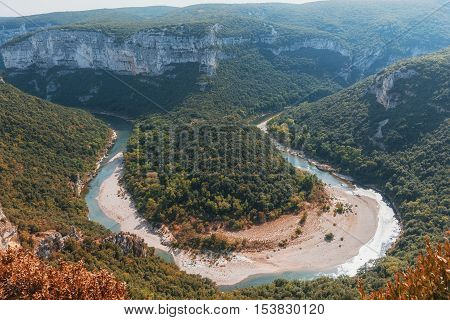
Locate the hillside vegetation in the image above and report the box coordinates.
[0,249,127,300]
[360,240,449,300]
[3,0,448,48]
[0,82,218,299]
[268,48,450,262]
[0,2,448,300]
[124,108,323,251]
[0,82,110,234]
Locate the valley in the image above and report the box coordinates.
[86,114,399,287]
[0,0,448,300]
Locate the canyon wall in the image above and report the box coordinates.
[0,27,350,76]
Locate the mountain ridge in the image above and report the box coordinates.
[0,0,448,117]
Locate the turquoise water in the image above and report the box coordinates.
[86,115,398,289]
[86,114,173,262]
[86,114,132,233]
[282,152,353,191]
[220,270,321,291]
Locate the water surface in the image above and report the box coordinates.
[86,115,400,288]
[86,114,132,232]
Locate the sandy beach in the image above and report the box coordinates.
[97,153,171,252]
[97,153,380,286]
[170,186,378,285]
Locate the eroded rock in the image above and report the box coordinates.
[370,67,418,109]
[104,232,148,257]
[0,27,352,78]
[33,226,83,259]
[0,204,20,251]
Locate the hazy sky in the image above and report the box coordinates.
[0,0,322,17]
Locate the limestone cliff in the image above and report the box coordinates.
[268,37,351,58]
[104,232,149,257]
[0,27,350,76]
[370,67,418,109]
[0,23,36,46]
[0,204,19,251]
[1,28,241,76]
[1,26,433,81]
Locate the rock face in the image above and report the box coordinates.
[104,232,148,257]
[33,227,83,259]
[0,204,19,251]
[33,231,65,259]
[32,229,149,259]
[1,28,240,76]
[0,24,36,46]
[269,38,351,58]
[0,27,350,77]
[370,67,418,109]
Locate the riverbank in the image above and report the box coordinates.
[96,153,171,252]
[90,114,399,287]
[97,156,380,286]
[170,186,378,285]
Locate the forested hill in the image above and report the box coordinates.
[0,81,110,233]
[268,48,450,261]
[0,82,218,299]
[1,0,448,46]
[124,106,324,251]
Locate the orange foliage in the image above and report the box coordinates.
[0,249,127,300]
[360,239,449,300]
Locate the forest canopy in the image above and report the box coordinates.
[124,111,323,250]
[268,48,450,262]
[0,82,219,299]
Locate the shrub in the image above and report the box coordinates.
[0,249,127,300]
[359,240,449,300]
[325,233,334,242]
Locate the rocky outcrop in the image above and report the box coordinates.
[0,24,36,46]
[33,231,65,259]
[0,27,352,77]
[0,204,19,251]
[374,119,389,139]
[159,225,177,246]
[33,227,83,259]
[104,232,148,257]
[268,37,351,58]
[370,67,418,109]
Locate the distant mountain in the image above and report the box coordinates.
[268,48,450,260]
[0,0,448,116]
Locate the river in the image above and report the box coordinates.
[86,114,131,233]
[86,114,401,289]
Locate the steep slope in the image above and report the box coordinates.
[0,25,349,117]
[1,0,448,117]
[0,1,448,299]
[0,6,176,45]
[0,249,127,300]
[0,82,111,233]
[0,82,218,299]
[0,203,18,250]
[268,48,450,261]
